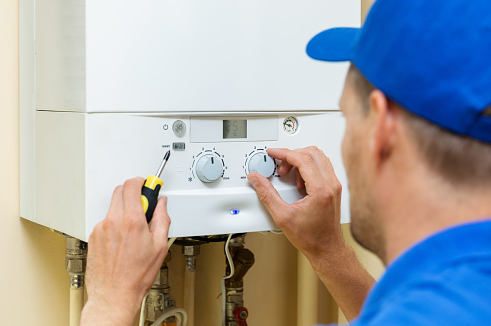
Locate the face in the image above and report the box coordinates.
[339,70,385,259]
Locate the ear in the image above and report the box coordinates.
[368,90,399,167]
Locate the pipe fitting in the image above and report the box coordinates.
[182,244,200,272]
[146,252,177,324]
[65,236,87,290]
[152,266,170,291]
[182,245,200,257]
[70,274,85,290]
[224,235,254,326]
[65,258,86,275]
[66,236,87,326]
[229,235,245,247]
[228,248,255,285]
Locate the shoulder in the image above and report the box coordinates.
[353,259,491,325]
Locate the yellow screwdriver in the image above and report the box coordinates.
[141,150,171,223]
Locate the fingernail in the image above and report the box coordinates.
[247,174,258,187]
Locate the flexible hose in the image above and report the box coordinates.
[183,268,196,326]
[70,287,84,326]
[139,295,148,326]
[149,307,188,326]
[221,234,234,326]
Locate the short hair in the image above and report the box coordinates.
[349,64,491,188]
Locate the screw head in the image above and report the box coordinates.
[239,310,248,319]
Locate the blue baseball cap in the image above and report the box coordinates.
[307,0,491,143]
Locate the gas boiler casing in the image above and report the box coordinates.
[35,112,349,240]
[20,0,360,241]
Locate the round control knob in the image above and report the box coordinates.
[195,154,223,183]
[248,153,275,178]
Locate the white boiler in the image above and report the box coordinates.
[20,0,360,241]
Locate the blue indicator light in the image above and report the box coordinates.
[230,209,240,215]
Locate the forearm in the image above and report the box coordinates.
[306,243,375,321]
[248,148,376,320]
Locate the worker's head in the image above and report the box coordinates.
[307,0,491,260]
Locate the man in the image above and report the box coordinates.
[81,0,491,324]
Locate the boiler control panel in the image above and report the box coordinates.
[36,111,349,240]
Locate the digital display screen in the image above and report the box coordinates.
[223,120,247,139]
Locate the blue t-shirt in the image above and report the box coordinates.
[322,219,491,325]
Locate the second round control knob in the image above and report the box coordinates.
[248,153,275,178]
[196,154,224,183]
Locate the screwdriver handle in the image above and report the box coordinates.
[141,175,163,223]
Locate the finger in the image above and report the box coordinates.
[106,185,124,220]
[295,147,339,185]
[268,148,312,171]
[103,187,124,232]
[280,151,327,194]
[122,177,146,219]
[247,172,289,221]
[149,196,171,247]
[86,222,104,278]
[295,167,305,189]
[272,147,340,194]
[267,148,290,160]
[277,160,294,176]
[87,223,100,259]
[267,148,291,175]
[271,147,335,177]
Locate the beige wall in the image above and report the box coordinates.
[362,0,375,22]
[0,1,70,324]
[0,0,380,325]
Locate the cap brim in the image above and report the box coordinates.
[306,27,360,62]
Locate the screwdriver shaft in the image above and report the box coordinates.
[155,150,171,178]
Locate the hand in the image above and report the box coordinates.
[247,147,346,260]
[81,177,171,326]
[249,147,375,321]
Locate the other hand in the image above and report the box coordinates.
[247,147,345,260]
[81,177,170,326]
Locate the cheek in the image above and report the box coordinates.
[342,122,365,187]
[341,124,354,170]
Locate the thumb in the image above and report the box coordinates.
[149,196,171,247]
[247,173,288,220]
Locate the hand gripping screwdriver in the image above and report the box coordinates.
[141,150,170,223]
